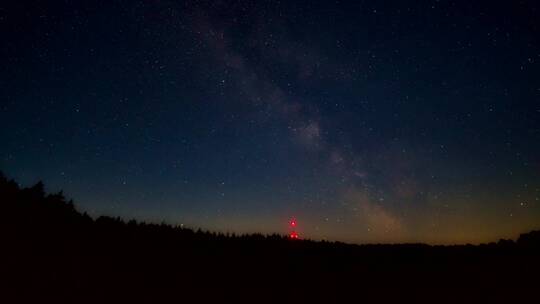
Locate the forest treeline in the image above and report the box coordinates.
[2,171,539,303]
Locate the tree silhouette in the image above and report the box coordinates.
[2,170,539,303]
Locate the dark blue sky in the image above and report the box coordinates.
[1,0,539,244]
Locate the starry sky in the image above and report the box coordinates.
[1,0,539,244]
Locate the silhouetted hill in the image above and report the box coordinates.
[2,171,539,303]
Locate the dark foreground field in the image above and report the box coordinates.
[3,173,539,303]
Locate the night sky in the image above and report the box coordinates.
[2,1,539,244]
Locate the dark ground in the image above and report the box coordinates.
[2,172,539,303]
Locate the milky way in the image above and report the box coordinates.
[1,1,539,244]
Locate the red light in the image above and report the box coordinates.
[289,218,299,239]
[290,218,297,227]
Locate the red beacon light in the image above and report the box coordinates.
[289,218,299,240]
